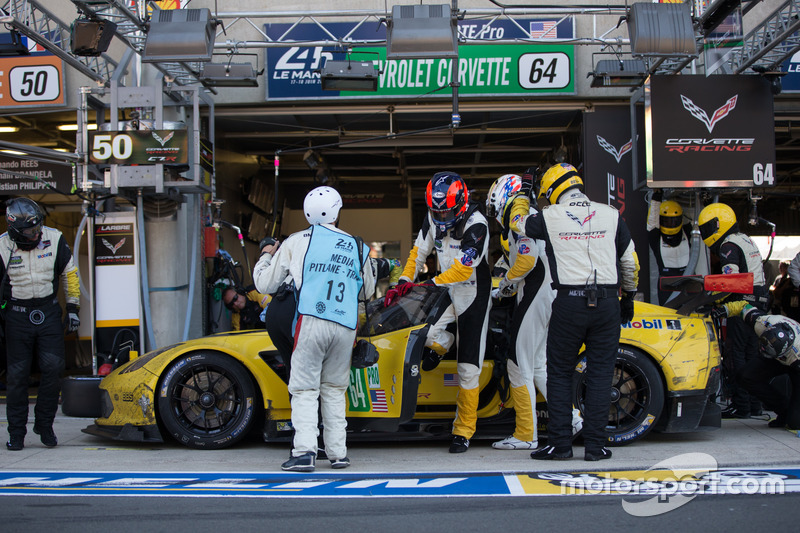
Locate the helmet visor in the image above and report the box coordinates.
[698,218,718,242]
[430,208,458,228]
[660,215,682,230]
[19,224,42,239]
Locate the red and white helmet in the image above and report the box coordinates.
[426,171,469,232]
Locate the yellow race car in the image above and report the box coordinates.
[74,281,723,450]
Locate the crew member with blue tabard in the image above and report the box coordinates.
[253,186,376,473]
[297,225,367,330]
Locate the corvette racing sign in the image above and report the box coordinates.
[645,75,776,188]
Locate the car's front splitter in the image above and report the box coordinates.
[82,423,164,443]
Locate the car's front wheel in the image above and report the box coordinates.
[158,352,258,450]
[573,346,665,446]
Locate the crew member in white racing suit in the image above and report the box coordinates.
[253,187,376,472]
[397,171,492,454]
[486,174,556,450]
[699,202,768,419]
[0,198,80,451]
[714,301,800,430]
[509,163,639,462]
[646,191,693,305]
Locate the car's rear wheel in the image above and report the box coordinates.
[573,346,665,446]
[158,352,257,450]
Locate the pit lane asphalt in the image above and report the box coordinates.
[1,404,799,474]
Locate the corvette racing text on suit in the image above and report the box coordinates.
[510,191,639,454]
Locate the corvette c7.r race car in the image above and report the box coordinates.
[73,279,725,450]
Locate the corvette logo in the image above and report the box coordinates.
[152,130,175,147]
[567,210,596,228]
[597,135,632,163]
[102,237,126,255]
[680,94,738,133]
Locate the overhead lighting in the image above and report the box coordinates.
[58,124,98,131]
[142,8,217,63]
[386,4,457,60]
[70,18,117,57]
[0,127,20,133]
[200,62,260,87]
[589,59,648,88]
[319,60,379,91]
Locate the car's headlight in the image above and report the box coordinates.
[119,343,180,374]
[100,389,114,418]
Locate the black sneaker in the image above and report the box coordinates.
[421,349,444,371]
[585,448,613,461]
[6,435,23,451]
[33,426,57,447]
[330,457,351,469]
[768,414,787,428]
[449,435,470,453]
[530,445,573,460]
[281,452,316,472]
[721,406,750,419]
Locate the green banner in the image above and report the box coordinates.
[344,44,574,97]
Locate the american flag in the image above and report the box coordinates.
[529,21,557,39]
[370,389,388,413]
[443,373,459,387]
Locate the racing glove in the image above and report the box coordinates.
[519,166,538,198]
[491,278,516,300]
[384,281,416,307]
[710,306,728,322]
[65,305,80,333]
[620,291,635,325]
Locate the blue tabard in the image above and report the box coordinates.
[296,225,368,330]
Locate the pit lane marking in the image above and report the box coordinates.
[0,468,798,498]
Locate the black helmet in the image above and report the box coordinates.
[759,322,795,359]
[6,197,44,250]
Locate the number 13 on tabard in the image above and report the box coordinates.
[518,52,571,90]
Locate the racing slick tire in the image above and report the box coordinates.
[573,346,665,446]
[158,351,258,450]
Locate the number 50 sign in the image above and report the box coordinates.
[0,56,64,108]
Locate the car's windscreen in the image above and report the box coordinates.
[359,285,450,336]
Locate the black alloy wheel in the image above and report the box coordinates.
[158,351,258,449]
[573,346,665,446]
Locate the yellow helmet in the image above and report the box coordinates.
[539,163,583,204]
[698,203,737,247]
[659,200,683,236]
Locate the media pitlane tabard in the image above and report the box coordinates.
[1,469,799,498]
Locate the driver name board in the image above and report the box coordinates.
[0,55,64,108]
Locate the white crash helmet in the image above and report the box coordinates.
[486,174,522,225]
[304,186,342,225]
